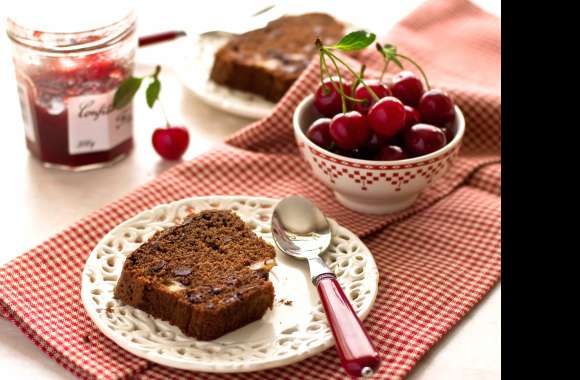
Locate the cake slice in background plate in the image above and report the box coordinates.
[209,13,344,102]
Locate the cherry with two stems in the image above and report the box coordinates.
[315,31,380,150]
[113,65,190,160]
[376,43,456,126]
[376,42,431,106]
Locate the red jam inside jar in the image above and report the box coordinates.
[8,10,137,170]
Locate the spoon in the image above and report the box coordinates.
[272,196,381,378]
[198,4,278,39]
[138,4,279,47]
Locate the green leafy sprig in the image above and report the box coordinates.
[113,65,170,127]
[316,31,378,113]
[376,43,431,90]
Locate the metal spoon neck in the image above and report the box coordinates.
[307,256,334,284]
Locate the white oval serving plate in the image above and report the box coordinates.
[81,196,379,373]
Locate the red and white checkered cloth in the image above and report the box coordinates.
[0,0,500,379]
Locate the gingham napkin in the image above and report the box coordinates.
[0,0,500,379]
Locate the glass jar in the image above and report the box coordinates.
[7,7,137,171]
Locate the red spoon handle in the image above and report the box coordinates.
[316,274,381,378]
[138,30,186,47]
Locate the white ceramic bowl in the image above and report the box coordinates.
[293,95,465,214]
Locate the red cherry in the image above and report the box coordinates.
[152,126,190,160]
[352,79,392,115]
[404,124,447,157]
[361,133,384,157]
[333,148,364,159]
[314,80,352,117]
[375,145,408,161]
[384,132,405,148]
[419,89,456,126]
[440,128,454,144]
[329,111,371,150]
[390,71,424,106]
[306,118,333,149]
[403,105,422,131]
[329,142,362,159]
[440,121,456,143]
[367,96,406,139]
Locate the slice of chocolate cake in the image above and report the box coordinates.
[114,210,276,341]
[209,13,344,102]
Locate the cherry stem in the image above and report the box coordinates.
[325,52,347,113]
[323,48,380,102]
[152,65,161,79]
[158,98,171,128]
[148,65,170,127]
[319,54,326,87]
[351,64,366,93]
[315,37,324,49]
[380,59,390,82]
[319,51,366,106]
[319,52,338,93]
[397,53,431,90]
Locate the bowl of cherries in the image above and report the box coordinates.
[293,34,465,214]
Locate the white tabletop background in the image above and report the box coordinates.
[0,1,501,379]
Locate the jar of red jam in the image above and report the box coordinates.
[7,8,137,171]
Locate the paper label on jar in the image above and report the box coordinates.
[67,89,132,155]
[17,82,36,143]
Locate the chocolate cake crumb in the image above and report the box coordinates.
[114,209,276,341]
[278,298,293,306]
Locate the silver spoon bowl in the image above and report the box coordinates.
[271,195,334,283]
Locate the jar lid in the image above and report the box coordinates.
[7,0,136,52]
[8,0,135,33]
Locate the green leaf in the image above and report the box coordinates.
[391,56,404,69]
[331,30,376,51]
[113,77,142,109]
[146,79,161,108]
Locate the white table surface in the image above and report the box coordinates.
[0,1,501,379]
